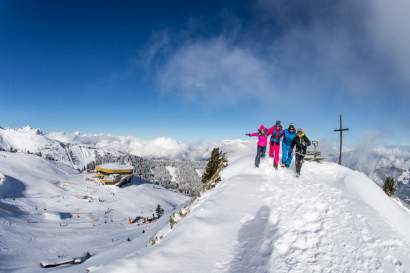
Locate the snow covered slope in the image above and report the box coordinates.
[0,127,207,196]
[0,151,189,272]
[0,126,124,169]
[342,145,410,205]
[93,142,410,273]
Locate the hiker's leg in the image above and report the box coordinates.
[273,143,280,166]
[295,155,302,174]
[255,146,261,167]
[261,146,266,158]
[269,143,274,158]
[285,147,293,167]
[281,144,288,164]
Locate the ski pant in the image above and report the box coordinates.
[269,142,280,166]
[255,145,266,167]
[295,153,304,174]
[281,143,293,167]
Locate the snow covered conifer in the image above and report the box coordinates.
[201,148,228,190]
[383,177,396,197]
[155,204,164,218]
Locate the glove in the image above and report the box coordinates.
[245,133,251,136]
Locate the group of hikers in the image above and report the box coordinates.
[246,121,311,177]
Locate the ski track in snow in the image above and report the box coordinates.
[98,153,410,273]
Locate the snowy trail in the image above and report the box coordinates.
[261,162,404,272]
[97,153,410,273]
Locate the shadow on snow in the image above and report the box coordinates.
[227,205,278,273]
[0,175,27,218]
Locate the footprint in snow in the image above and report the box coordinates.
[384,255,404,273]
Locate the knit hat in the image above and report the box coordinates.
[275,120,281,126]
[288,123,295,130]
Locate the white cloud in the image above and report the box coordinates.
[47,131,214,160]
[156,37,278,105]
[147,0,410,107]
[365,0,410,88]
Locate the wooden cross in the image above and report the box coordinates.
[334,114,349,165]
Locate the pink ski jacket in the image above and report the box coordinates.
[248,125,271,147]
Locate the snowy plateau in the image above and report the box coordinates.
[0,127,410,273]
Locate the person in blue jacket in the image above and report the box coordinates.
[281,123,297,168]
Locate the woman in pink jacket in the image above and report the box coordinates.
[246,125,270,168]
[268,120,284,169]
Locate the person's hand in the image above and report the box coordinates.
[245,133,251,136]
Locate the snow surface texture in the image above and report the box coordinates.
[93,141,410,273]
[0,151,189,272]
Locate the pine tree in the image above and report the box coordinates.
[155,204,164,219]
[201,148,228,191]
[383,177,396,197]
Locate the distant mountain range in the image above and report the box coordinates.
[1,126,409,200]
[0,126,210,196]
[338,145,410,204]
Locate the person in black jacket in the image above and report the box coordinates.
[291,128,311,177]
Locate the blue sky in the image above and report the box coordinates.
[1,0,409,145]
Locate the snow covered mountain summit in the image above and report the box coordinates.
[88,142,410,273]
[1,140,410,272]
